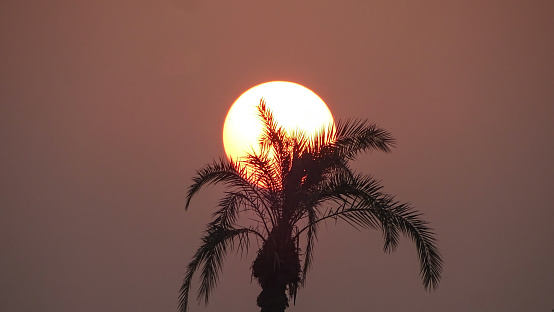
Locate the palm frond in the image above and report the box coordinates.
[186,157,279,229]
[295,171,442,290]
[257,100,289,164]
[213,191,246,229]
[336,199,442,290]
[294,172,383,235]
[186,158,248,209]
[257,99,301,179]
[245,151,282,191]
[334,118,396,159]
[386,202,443,290]
[178,225,260,312]
[328,174,442,289]
[299,204,318,285]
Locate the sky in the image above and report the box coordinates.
[1,1,553,311]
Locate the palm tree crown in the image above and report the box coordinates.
[179,100,442,312]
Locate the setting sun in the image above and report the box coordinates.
[223,81,335,163]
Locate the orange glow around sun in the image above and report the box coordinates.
[223,81,335,164]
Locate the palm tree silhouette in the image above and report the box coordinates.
[179,100,442,312]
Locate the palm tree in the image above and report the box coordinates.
[179,100,442,312]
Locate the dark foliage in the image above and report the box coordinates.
[179,100,442,312]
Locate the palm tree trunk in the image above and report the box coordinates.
[253,245,291,312]
[256,278,288,312]
[252,228,299,312]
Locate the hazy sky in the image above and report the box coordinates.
[1,1,553,311]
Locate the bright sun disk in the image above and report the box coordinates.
[223,81,335,165]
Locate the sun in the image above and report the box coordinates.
[223,81,334,163]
